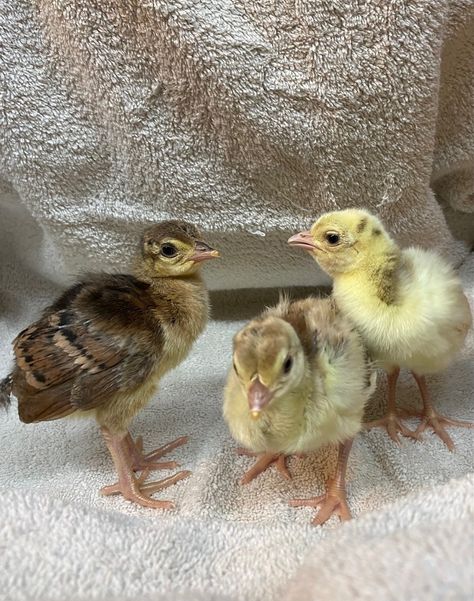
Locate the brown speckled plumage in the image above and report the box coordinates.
[372,251,400,306]
[11,273,163,425]
[0,220,219,508]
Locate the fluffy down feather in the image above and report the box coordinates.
[223,296,376,455]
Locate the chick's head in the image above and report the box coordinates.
[232,317,306,420]
[142,220,219,276]
[288,209,394,276]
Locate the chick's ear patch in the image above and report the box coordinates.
[143,237,161,256]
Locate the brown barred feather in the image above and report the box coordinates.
[10,274,165,424]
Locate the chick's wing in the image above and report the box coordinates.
[12,276,160,423]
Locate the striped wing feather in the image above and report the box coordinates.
[12,275,159,423]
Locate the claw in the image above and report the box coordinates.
[289,441,353,526]
[415,413,472,452]
[100,427,191,509]
[401,405,472,452]
[100,475,178,510]
[140,470,191,493]
[290,491,351,526]
[365,412,421,443]
[410,372,473,451]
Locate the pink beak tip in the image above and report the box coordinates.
[287,231,317,251]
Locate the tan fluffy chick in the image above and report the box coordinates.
[289,209,473,450]
[223,296,376,525]
[0,220,219,508]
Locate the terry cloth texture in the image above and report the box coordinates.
[1,0,474,290]
[1,1,474,599]
[0,252,473,601]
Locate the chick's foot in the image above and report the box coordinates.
[290,440,353,526]
[364,412,420,445]
[289,485,351,526]
[401,407,473,452]
[410,372,473,451]
[236,448,291,484]
[101,427,191,509]
[127,433,189,471]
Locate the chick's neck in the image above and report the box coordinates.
[135,258,205,286]
[334,238,401,304]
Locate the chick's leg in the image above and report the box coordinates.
[365,368,420,443]
[100,427,190,509]
[236,448,291,485]
[290,440,352,526]
[126,432,188,471]
[407,373,473,452]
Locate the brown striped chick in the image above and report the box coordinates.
[0,220,219,509]
[223,296,376,525]
[289,209,473,450]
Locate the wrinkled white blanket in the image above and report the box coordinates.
[1,0,473,291]
[1,1,474,599]
[0,253,472,601]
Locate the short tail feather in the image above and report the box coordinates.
[0,374,12,410]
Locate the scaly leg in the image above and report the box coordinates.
[100,427,190,509]
[405,373,473,452]
[365,368,420,444]
[290,440,353,526]
[126,433,188,471]
[236,448,291,485]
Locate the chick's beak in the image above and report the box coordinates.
[287,230,318,252]
[190,241,220,263]
[247,378,274,420]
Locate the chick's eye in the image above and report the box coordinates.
[325,232,340,245]
[283,356,293,374]
[161,244,178,257]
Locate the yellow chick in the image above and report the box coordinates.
[223,296,376,525]
[289,209,473,450]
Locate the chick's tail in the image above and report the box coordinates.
[0,374,12,410]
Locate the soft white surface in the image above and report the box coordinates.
[0,254,473,601]
[1,1,474,596]
[1,1,474,290]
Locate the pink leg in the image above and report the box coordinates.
[100,427,190,509]
[365,368,420,444]
[290,440,353,526]
[405,373,473,451]
[126,433,188,471]
[236,448,291,485]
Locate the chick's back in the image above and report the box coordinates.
[339,248,472,373]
